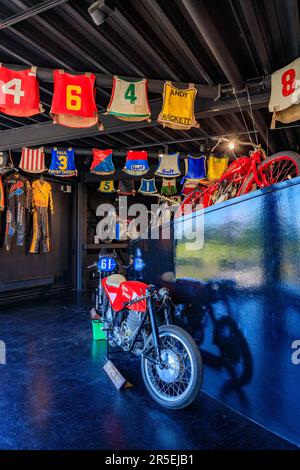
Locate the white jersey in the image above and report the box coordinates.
[106,76,151,122]
[155,152,181,178]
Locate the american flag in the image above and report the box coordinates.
[19,147,47,173]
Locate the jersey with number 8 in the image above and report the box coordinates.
[106,76,151,122]
[0,64,42,117]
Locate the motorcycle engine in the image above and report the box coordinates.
[112,311,143,351]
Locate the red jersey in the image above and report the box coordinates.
[0,65,42,117]
[50,70,101,128]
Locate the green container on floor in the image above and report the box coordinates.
[92,320,106,341]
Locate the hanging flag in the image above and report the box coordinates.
[50,70,102,129]
[207,155,229,180]
[161,177,177,195]
[158,82,199,130]
[155,152,181,177]
[48,147,77,177]
[19,147,47,173]
[90,149,115,175]
[106,76,151,122]
[0,65,43,117]
[123,150,149,175]
[268,58,300,128]
[117,179,136,196]
[97,180,116,193]
[138,178,158,195]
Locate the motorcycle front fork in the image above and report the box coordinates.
[146,294,164,368]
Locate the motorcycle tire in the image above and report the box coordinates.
[141,325,203,409]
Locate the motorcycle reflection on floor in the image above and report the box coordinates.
[174,280,253,386]
[88,254,203,409]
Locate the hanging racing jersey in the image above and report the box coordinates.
[19,147,47,173]
[123,150,149,176]
[158,82,199,130]
[161,177,177,195]
[90,149,115,175]
[0,65,43,117]
[97,180,116,193]
[138,178,158,195]
[207,154,229,180]
[30,179,54,254]
[181,154,206,185]
[50,70,101,129]
[49,147,77,177]
[181,178,203,196]
[117,179,136,196]
[106,76,151,122]
[155,152,181,178]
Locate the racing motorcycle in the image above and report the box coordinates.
[89,254,203,409]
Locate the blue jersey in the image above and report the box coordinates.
[138,178,158,194]
[49,148,77,177]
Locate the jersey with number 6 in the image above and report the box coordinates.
[0,65,42,117]
[106,76,151,122]
[50,70,101,129]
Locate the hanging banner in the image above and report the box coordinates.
[123,150,149,175]
[97,180,116,193]
[19,147,47,173]
[48,147,77,177]
[106,76,151,122]
[90,149,115,175]
[158,81,199,130]
[269,58,300,128]
[207,154,229,180]
[155,152,181,177]
[0,65,43,117]
[50,70,102,129]
[138,178,158,194]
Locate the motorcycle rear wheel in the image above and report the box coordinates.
[141,325,203,409]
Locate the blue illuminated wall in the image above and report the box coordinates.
[129,177,300,447]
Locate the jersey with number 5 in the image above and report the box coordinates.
[0,65,42,117]
[50,70,101,129]
[106,76,151,122]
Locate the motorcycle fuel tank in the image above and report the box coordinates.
[102,277,148,312]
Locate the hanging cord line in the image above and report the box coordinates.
[233,88,253,143]
[246,84,259,146]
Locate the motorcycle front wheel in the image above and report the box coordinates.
[141,325,203,409]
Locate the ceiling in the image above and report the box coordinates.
[0,0,299,156]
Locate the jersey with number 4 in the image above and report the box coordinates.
[50,70,101,129]
[106,76,151,122]
[49,148,77,177]
[0,65,42,117]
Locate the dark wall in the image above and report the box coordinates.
[129,177,300,447]
[0,178,75,299]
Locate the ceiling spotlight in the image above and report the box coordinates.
[88,0,115,26]
[228,141,235,150]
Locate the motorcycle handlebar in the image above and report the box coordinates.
[87,262,97,270]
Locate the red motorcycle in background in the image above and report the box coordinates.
[178,142,300,216]
[89,255,203,409]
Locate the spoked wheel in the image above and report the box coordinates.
[213,317,253,386]
[239,151,300,195]
[141,325,203,409]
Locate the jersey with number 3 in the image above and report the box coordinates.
[49,148,77,177]
[106,76,151,122]
[0,65,42,117]
[50,70,101,128]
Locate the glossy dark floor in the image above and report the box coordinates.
[0,292,295,450]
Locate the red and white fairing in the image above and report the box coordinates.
[102,278,148,313]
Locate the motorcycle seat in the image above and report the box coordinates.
[105,274,126,288]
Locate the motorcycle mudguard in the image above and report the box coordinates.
[102,277,148,312]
